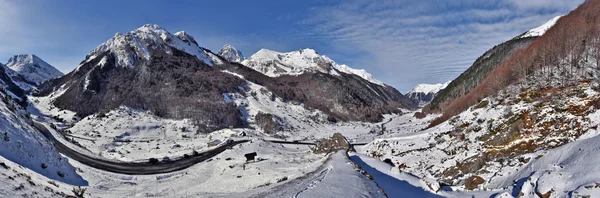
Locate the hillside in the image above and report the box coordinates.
[0,65,86,197]
[35,29,247,132]
[360,1,600,196]
[231,47,415,122]
[427,36,538,113]
[431,0,600,127]
[427,15,566,114]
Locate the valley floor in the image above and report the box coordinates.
[10,89,600,197]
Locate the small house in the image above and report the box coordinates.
[244,152,257,162]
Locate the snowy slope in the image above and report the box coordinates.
[241,48,385,86]
[86,24,221,68]
[5,54,63,85]
[1,63,35,92]
[491,132,600,197]
[219,44,244,63]
[518,16,562,38]
[348,152,503,198]
[0,155,81,197]
[0,86,86,186]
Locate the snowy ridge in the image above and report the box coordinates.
[1,63,34,91]
[219,44,244,63]
[242,48,385,86]
[518,15,562,38]
[87,24,221,68]
[5,54,63,85]
[407,81,451,95]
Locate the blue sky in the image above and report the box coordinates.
[0,0,583,92]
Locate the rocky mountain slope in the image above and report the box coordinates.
[406,81,450,106]
[5,54,63,85]
[35,25,246,133]
[225,48,415,122]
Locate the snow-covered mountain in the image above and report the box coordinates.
[5,54,63,85]
[405,81,450,106]
[518,15,562,39]
[218,44,244,63]
[35,23,416,137]
[85,24,222,68]
[241,48,385,86]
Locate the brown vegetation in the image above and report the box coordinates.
[430,0,600,128]
[38,49,247,132]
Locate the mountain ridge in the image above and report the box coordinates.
[242,48,385,86]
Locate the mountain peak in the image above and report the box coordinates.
[8,54,39,64]
[219,44,244,63]
[518,15,562,39]
[87,24,220,68]
[5,54,63,85]
[174,31,199,46]
[141,24,162,29]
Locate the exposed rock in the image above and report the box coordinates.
[312,133,350,154]
[464,175,485,190]
[255,112,278,134]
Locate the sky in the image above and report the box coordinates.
[0,0,584,92]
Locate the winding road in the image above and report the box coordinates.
[34,121,249,175]
[34,120,369,175]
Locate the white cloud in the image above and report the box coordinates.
[303,0,584,92]
[503,0,583,11]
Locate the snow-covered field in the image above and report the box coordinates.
[30,88,254,162]
[66,139,328,197]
